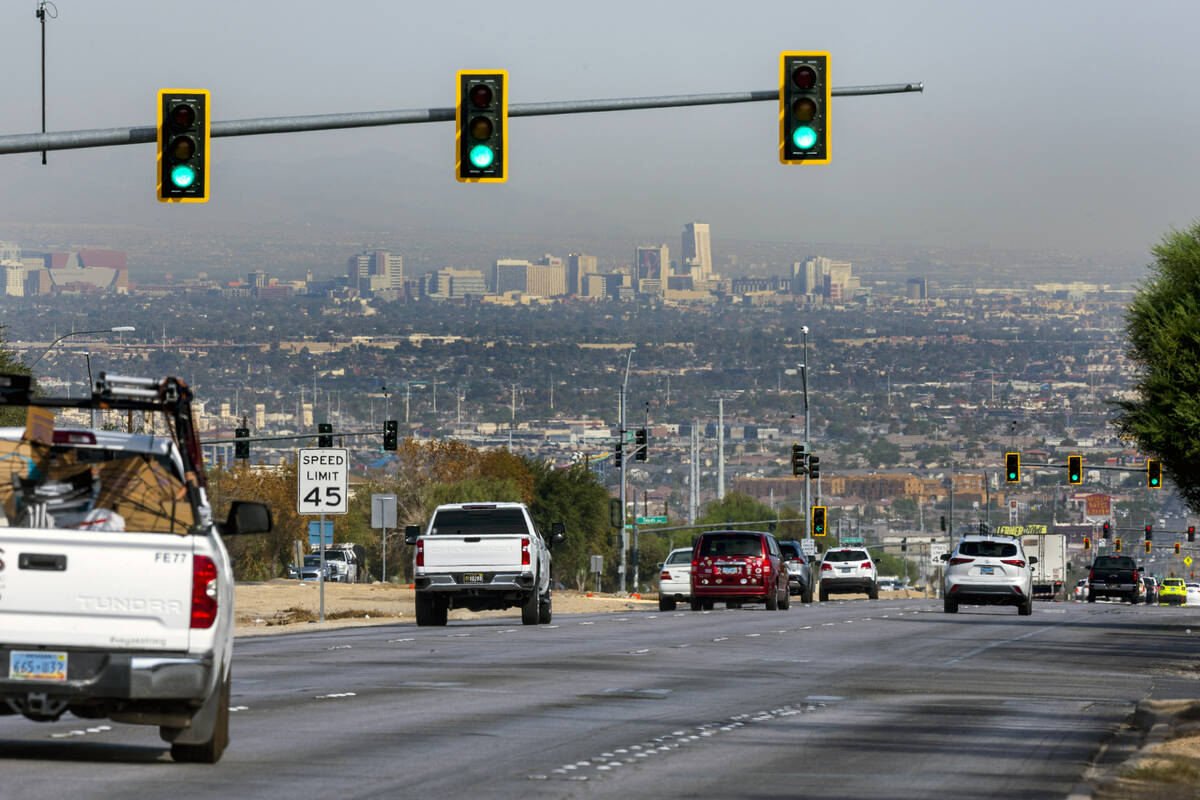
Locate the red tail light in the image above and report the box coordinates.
[948,557,974,565]
[861,562,872,569]
[416,540,424,568]
[1088,569,1095,581]
[521,537,531,566]
[191,555,218,629]
[660,571,671,581]
[1001,559,1026,568]
[691,559,699,567]
[821,563,833,571]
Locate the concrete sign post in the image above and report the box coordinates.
[298,448,349,623]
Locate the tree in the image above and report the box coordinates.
[0,326,32,427]
[1115,220,1200,512]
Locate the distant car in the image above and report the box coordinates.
[289,554,329,581]
[777,540,814,603]
[1072,578,1088,602]
[942,535,1035,615]
[689,530,790,611]
[818,547,878,601]
[658,547,693,611]
[1188,583,1200,606]
[1142,576,1159,606]
[1159,578,1187,606]
[1087,555,1141,603]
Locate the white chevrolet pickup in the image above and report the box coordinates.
[405,502,565,626]
[0,373,271,763]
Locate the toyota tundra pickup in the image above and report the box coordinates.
[0,372,271,763]
[405,502,564,626]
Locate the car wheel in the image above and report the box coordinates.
[943,598,958,614]
[690,598,702,611]
[1018,598,1033,616]
[801,584,813,604]
[521,588,540,625]
[659,595,677,611]
[415,592,445,626]
[779,587,791,610]
[819,586,829,602]
[867,584,879,601]
[538,591,553,624]
[765,588,779,611]
[1087,591,1095,603]
[169,672,230,764]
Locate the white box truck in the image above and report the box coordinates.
[1023,533,1067,600]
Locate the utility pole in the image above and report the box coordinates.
[717,397,725,500]
[801,324,811,543]
[619,348,635,594]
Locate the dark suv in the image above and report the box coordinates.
[689,530,790,611]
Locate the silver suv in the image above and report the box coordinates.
[942,535,1035,615]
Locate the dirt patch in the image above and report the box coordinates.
[235,580,657,636]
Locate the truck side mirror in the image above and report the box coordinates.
[1029,556,1038,565]
[222,501,272,535]
[550,521,566,545]
[404,525,421,545]
[939,553,950,562]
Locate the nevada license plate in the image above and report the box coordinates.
[980,566,994,575]
[9,651,67,682]
[721,566,740,575]
[463,573,484,583]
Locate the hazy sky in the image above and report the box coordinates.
[2,0,1198,267]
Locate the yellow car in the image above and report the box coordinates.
[1159,578,1187,606]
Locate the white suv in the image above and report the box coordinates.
[942,535,1035,615]
[657,547,693,610]
[818,547,879,601]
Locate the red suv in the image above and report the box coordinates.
[689,530,790,611]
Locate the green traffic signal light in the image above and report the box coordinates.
[780,52,830,165]
[1005,452,1020,482]
[456,70,507,183]
[170,164,197,188]
[1148,458,1162,488]
[157,89,209,203]
[468,144,495,169]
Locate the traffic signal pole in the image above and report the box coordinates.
[0,84,923,156]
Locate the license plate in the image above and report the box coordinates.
[9,651,67,682]
[463,573,484,583]
[980,566,994,575]
[720,566,741,575]
[839,567,851,573]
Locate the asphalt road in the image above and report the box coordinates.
[2,598,1197,799]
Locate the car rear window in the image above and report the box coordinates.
[429,509,528,535]
[1163,579,1184,587]
[823,549,868,563]
[779,543,802,560]
[665,550,692,565]
[697,534,765,558]
[1092,556,1136,569]
[958,540,1018,558]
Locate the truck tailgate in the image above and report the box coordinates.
[0,527,193,651]
[423,535,523,569]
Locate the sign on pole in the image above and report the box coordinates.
[298,448,349,515]
[800,539,818,556]
[636,515,668,525]
[307,520,334,548]
[371,493,397,529]
[930,543,948,566]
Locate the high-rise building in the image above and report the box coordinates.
[0,241,20,262]
[4,264,26,297]
[681,223,712,284]
[494,259,531,293]
[906,277,928,300]
[566,253,598,295]
[347,250,403,294]
[635,245,668,296]
[795,256,853,298]
[528,262,567,297]
[582,273,607,298]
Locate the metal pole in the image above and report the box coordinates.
[84,351,95,429]
[632,487,640,593]
[319,513,326,623]
[717,398,725,500]
[619,348,634,594]
[802,326,811,541]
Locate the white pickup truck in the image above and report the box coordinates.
[405,502,564,626]
[0,372,271,763]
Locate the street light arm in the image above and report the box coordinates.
[28,327,137,369]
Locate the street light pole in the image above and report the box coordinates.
[801,325,811,540]
[619,347,635,594]
[84,351,95,429]
[28,326,136,368]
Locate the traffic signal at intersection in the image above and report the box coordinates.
[1067,455,1082,485]
[811,505,827,536]
[1145,540,1152,554]
[318,423,333,448]
[635,428,648,461]
[779,51,830,165]
[1147,458,1162,488]
[1176,542,1182,555]
[157,89,209,203]
[614,442,623,468]
[791,443,805,476]
[383,420,398,451]
[1083,536,1091,551]
[235,427,249,460]
[1145,524,1153,541]
[1190,526,1196,543]
[1005,453,1020,482]
[808,455,820,481]
[456,70,507,183]
[1115,538,1122,552]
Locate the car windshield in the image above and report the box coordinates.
[1093,556,1136,569]
[697,534,764,558]
[429,508,528,535]
[665,550,692,565]
[958,540,1018,558]
[303,556,322,566]
[324,551,346,561]
[823,549,868,563]
[0,438,194,535]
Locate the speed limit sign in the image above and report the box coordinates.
[297,448,349,515]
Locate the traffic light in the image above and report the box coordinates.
[940,515,946,532]
[791,443,805,476]
[811,505,827,536]
[1005,452,1020,483]
[235,427,249,460]
[1145,524,1153,541]
[614,442,623,468]
[1147,458,1162,488]
[456,70,507,183]
[318,422,333,448]
[635,428,648,461]
[383,420,398,451]
[609,498,622,529]
[1083,536,1091,551]
[901,537,908,553]
[1067,455,1083,485]
[1145,540,1152,554]
[157,89,209,203]
[1115,538,1122,552]
[779,51,830,165]
[1103,521,1111,539]
[1189,526,1196,543]
[1175,542,1182,555]
[808,455,820,481]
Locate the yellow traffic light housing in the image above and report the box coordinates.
[456,70,508,183]
[157,89,210,203]
[1005,452,1020,483]
[811,505,827,536]
[1147,458,1162,488]
[779,51,830,165]
[1067,455,1082,485]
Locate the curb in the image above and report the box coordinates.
[1073,698,1200,798]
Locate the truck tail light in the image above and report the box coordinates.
[1088,569,1095,582]
[191,555,218,629]
[521,537,531,566]
[1001,559,1026,568]
[948,557,974,565]
[415,540,424,568]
